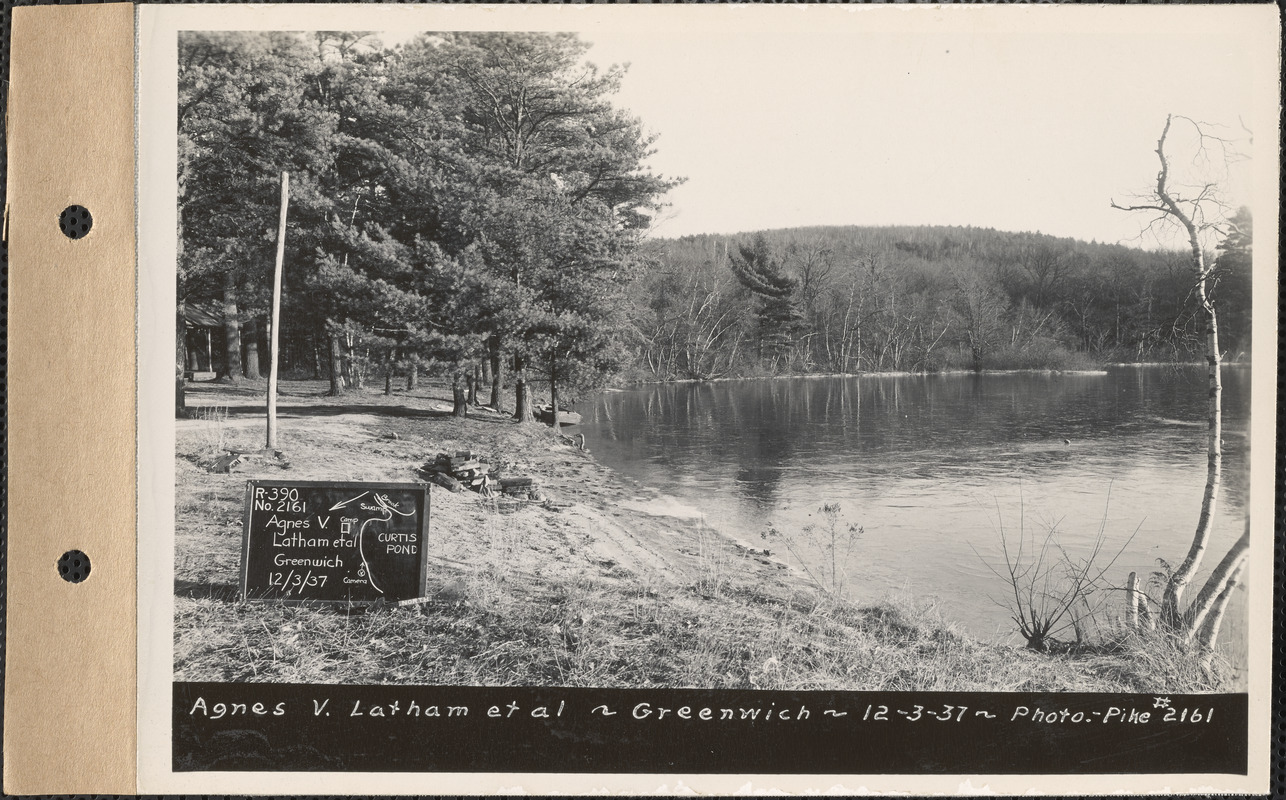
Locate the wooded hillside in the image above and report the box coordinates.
[629,222,1252,380]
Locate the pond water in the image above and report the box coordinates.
[573,367,1250,662]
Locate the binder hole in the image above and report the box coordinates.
[59,205,93,239]
[57,550,91,583]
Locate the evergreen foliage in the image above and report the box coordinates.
[728,234,805,366]
[178,31,678,412]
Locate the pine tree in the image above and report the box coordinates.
[179,32,338,384]
[728,234,804,369]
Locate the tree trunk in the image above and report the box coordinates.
[407,360,418,391]
[220,271,243,382]
[480,357,493,405]
[466,367,477,406]
[855,321,862,373]
[1196,560,1245,665]
[473,363,483,405]
[1161,270,1222,628]
[451,369,469,417]
[346,339,365,390]
[1185,520,1249,642]
[488,334,504,410]
[243,318,261,379]
[327,331,345,396]
[176,305,187,416]
[513,354,534,423]
[384,350,394,396]
[176,164,189,411]
[549,354,562,433]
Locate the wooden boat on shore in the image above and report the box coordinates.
[535,406,582,426]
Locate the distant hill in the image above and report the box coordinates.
[624,224,1250,380]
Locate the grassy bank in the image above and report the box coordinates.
[174,379,1227,691]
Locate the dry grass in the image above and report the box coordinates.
[192,404,230,454]
[1068,625,1239,693]
[174,563,1133,690]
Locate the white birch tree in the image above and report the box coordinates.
[1111,114,1250,659]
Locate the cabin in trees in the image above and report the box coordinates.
[182,302,267,380]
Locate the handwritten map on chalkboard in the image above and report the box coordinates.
[240,481,429,603]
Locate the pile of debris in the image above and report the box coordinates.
[418,450,544,501]
[421,450,491,493]
[207,448,289,473]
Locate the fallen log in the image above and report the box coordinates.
[428,472,464,493]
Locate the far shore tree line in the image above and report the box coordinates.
[632,219,1251,382]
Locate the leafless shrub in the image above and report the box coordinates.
[194,404,230,453]
[975,489,1139,653]
[766,502,864,602]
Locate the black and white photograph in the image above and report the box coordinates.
[135,4,1278,793]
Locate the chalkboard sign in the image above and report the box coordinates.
[240,480,429,604]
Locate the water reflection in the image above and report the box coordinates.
[576,367,1250,653]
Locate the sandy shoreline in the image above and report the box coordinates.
[178,388,794,592]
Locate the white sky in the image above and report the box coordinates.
[375,6,1274,246]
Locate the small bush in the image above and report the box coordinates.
[984,339,1100,371]
[976,491,1138,653]
[765,503,864,602]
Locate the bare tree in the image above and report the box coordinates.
[1111,114,1249,658]
[948,259,1010,371]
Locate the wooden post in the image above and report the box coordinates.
[265,171,289,452]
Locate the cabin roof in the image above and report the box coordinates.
[184,302,224,328]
